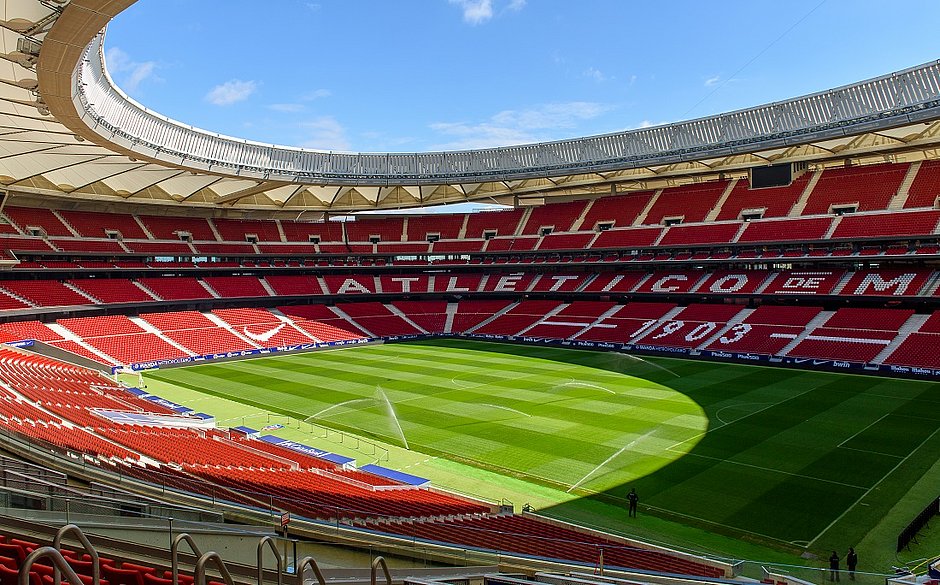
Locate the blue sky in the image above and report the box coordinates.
[104,0,940,154]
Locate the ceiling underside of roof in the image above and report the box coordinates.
[1,0,939,214]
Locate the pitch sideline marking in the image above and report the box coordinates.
[835,445,903,459]
[807,426,940,548]
[836,412,891,448]
[664,449,869,490]
[640,503,800,548]
[714,402,775,426]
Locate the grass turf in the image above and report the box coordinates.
[142,338,940,564]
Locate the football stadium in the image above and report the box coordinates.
[0,2,938,585]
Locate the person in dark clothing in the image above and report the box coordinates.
[627,488,639,518]
[846,548,858,581]
[829,551,841,582]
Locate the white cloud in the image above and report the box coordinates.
[584,67,607,83]
[449,0,493,24]
[449,0,524,24]
[268,103,305,113]
[267,89,330,113]
[430,101,611,150]
[300,116,350,151]
[104,47,158,94]
[205,79,257,106]
[704,75,721,87]
[634,119,671,129]
[303,88,332,100]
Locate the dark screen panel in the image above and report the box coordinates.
[751,163,792,188]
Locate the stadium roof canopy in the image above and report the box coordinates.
[3,0,940,214]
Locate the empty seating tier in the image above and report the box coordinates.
[905,159,940,208]
[69,279,156,304]
[202,276,269,298]
[801,163,908,215]
[716,174,811,220]
[344,217,404,242]
[137,277,213,300]
[58,210,147,239]
[0,281,91,307]
[521,200,587,235]
[407,214,465,241]
[138,215,216,241]
[830,210,940,239]
[464,209,524,239]
[212,218,281,242]
[644,182,728,225]
[579,191,654,230]
[4,207,72,237]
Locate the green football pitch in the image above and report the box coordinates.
[142,338,940,558]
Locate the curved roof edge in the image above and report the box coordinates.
[39,3,940,187]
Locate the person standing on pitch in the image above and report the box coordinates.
[627,488,639,518]
[829,551,841,582]
[846,548,858,581]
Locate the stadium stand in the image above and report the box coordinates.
[3,207,72,237]
[277,304,370,341]
[406,214,466,241]
[521,200,587,235]
[485,236,539,252]
[537,232,595,251]
[58,210,148,239]
[590,226,663,249]
[202,276,270,298]
[474,300,563,336]
[658,222,741,246]
[579,191,655,230]
[68,278,156,304]
[344,217,404,242]
[643,182,728,225]
[800,163,908,215]
[905,159,940,208]
[137,215,216,241]
[716,174,813,220]
[376,515,723,577]
[0,280,91,307]
[737,216,833,243]
[336,302,422,336]
[830,209,940,239]
[264,274,325,296]
[280,219,344,242]
[212,218,282,242]
[637,304,745,349]
[392,300,449,333]
[136,277,214,300]
[464,209,525,238]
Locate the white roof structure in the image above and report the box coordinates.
[3,0,940,212]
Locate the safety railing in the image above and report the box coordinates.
[73,32,940,186]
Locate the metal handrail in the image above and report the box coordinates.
[255,536,282,585]
[294,557,325,585]
[20,547,86,585]
[194,552,235,585]
[52,524,100,585]
[73,32,940,186]
[370,556,391,585]
[171,533,204,585]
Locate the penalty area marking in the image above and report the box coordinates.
[807,426,940,548]
[664,380,830,453]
